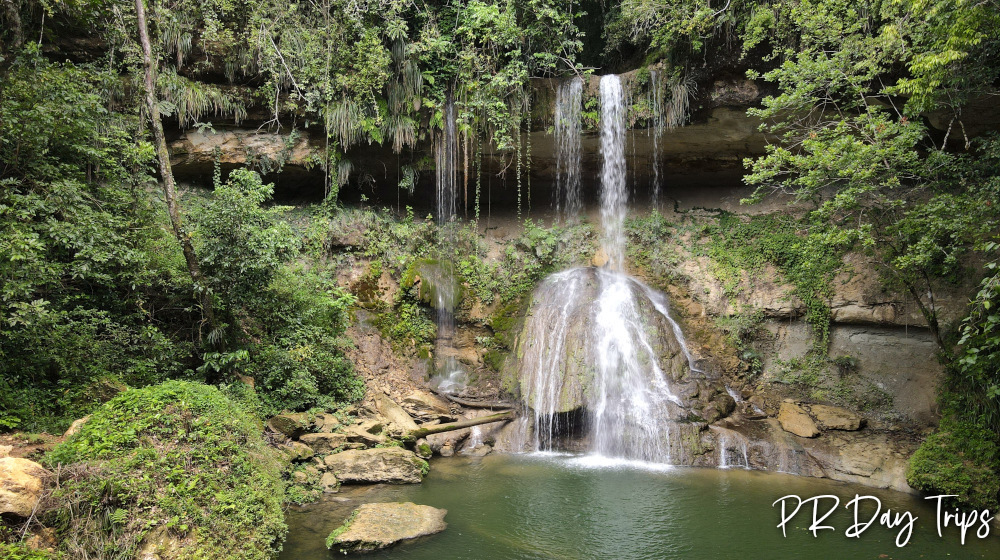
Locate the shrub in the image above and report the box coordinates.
[45,381,287,560]
[906,416,1000,510]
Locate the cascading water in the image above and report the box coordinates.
[554,77,582,220]
[514,75,706,464]
[432,98,463,389]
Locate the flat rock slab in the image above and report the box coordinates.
[329,502,447,553]
[323,447,427,484]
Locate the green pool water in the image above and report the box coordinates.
[279,453,1000,559]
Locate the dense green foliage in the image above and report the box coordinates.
[45,381,286,560]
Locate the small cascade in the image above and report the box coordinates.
[648,69,665,205]
[554,77,583,220]
[713,426,751,469]
[432,98,460,384]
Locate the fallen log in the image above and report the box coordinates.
[429,388,517,410]
[404,411,516,440]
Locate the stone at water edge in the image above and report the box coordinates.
[323,447,427,484]
[319,472,339,493]
[777,401,820,438]
[0,457,48,518]
[327,502,447,553]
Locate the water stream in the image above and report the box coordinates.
[554,77,582,220]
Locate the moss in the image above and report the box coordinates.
[45,381,287,560]
[907,416,1000,510]
[325,510,358,549]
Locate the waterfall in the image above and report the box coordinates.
[554,77,582,220]
[514,74,708,465]
[433,98,461,385]
[599,75,628,271]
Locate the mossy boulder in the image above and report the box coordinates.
[46,381,287,560]
[326,502,447,553]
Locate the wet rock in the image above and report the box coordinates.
[323,447,427,484]
[591,248,609,267]
[439,444,455,457]
[414,438,433,459]
[777,401,820,438]
[299,433,348,454]
[807,404,863,431]
[267,413,310,439]
[0,457,47,518]
[466,445,492,457]
[327,502,447,553]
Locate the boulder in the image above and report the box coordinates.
[299,433,348,454]
[281,441,316,462]
[0,445,12,458]
[327,502,447,553]
[343,422,386,446]
[0,457,48,518]
[267,413,310,439]
[374,393,419,433]
[807,404,863,431]
[312,413,341,433]
[323,447,427,484]
[777,401,820,438]
[401,391,454,422]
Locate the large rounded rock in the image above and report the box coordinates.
[322,447,427,484]
[327,502,447,553]
[0,457,48,517]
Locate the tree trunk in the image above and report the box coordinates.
[3,0,23,50]
[135,0,214,331]
[405,411,515,440]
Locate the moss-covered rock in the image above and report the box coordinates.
[45,381,287,560]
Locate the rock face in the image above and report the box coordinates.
[0,457,48,518]
[806,404,863,431]
[328,502,447,553]
[323,447,427,484]
[777,401,820,438]
[299,433,347,454]
[374,393,419,434]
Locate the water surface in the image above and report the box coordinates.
[281,454,998,559]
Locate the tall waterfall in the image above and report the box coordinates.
[514,74,703,464]
[433,98,460,383]
[599,75,628,271]
[554,77,582,220]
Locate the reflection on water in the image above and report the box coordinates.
[280,454,999,559]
